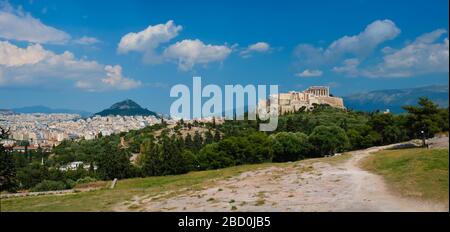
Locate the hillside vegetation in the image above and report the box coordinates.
[1,97,448,194]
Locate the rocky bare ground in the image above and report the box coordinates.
[114,141,449,212]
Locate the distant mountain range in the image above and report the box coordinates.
[4,85,447,117]
[343,84,449,113]
[94,99,159,117]
[0,109,14,115]
[11,106,92,117]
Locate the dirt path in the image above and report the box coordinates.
[115,144,448,212]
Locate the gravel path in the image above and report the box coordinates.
[115,143,448,212]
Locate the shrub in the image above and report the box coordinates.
[64,179,76,189]
[76,176,97,185]
[31,180,67,192]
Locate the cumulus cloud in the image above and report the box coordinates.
[0,41,140,91]
[333,29,449,77]
[162,39,232,70]
[118,20,232,70]
[295,69,323,77]
[0,41,50,66]
[293,19,449,78]
[240,42,271,58]
[101,65,140,90]
[74,36,101,45]
[117,20,182,64]
[0,2,70,44]
[325,19,400,59]
[294,19,400,70]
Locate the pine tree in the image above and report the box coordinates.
[140,138,160,176]
[204,130,214,145]
[193,131,203,152]
[96,142,132,180]
[403,97,441,139]
[184,133,194,150]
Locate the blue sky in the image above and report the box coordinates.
[0,0,448,113]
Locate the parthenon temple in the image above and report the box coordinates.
[258,86,345,114]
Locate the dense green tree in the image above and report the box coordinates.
[271,132,311,162]
[437,108,449,132]
[403,97,441,138]
[140,139,161,176]
[141,134,194,176]
[361,131,382,148]
[196,132,272,169]
[16,163,49,189]
[308,126,350,156]
[96,142,132,180]
[193,131,203,152]
[381,125,405,144]
[204,130,214,145]
[0,127,18,192]
[184,133,194,151]
[286,117,295,132]
[346,129,364,150]
[196,144,235,170]
[0,145,18,192]
[368,113,394,135]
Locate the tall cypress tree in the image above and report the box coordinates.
[0,127,17,192]
[184,133,194,151]
[193,131,203,152]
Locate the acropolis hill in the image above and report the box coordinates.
[259,86,345,114]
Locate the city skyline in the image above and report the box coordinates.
[0,0,449,113]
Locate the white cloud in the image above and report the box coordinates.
[118,20,233,70]
[0,2,70,44]
[332,58,360,76]
[333,29,449,77]
[296,69,323,77]
[378,30,448,76]
[0,41,140,91]
[117,20,182,57]
[163,39,232,70]
[240,42,271,58]
[326,19,400,59]
[0,41,50,66]
[293,19,449,78]
[74,36,100,45]
[102,65,140,90]
[294,19,400,68]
